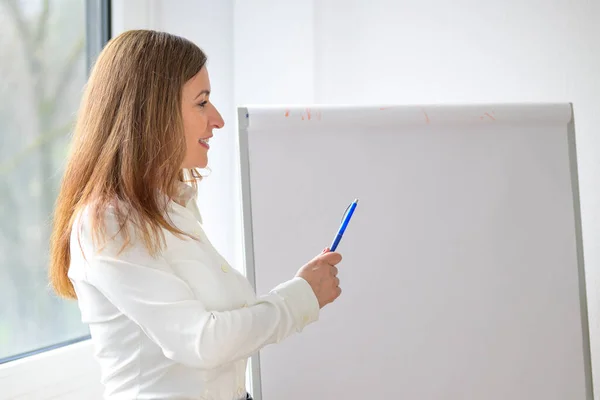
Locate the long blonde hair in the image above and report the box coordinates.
[50,30,207,299]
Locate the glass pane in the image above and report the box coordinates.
[0,0,89,361]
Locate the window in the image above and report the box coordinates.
[0,0,110,363]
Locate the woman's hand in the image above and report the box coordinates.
[296,248,343,309]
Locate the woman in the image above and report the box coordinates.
[49,30,343,400]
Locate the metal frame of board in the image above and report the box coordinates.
[566,104,594,399]
[237,107,263,400]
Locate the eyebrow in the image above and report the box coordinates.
[194,90,210,100]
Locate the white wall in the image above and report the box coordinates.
[235,0,600,396]
[0,341,103,400]
[234,1,317,105]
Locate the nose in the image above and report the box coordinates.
[210,103,225,129]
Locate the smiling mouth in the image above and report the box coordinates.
[198,138,210,149]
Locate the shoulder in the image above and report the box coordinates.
[71,201,149,258]
[72,202,123,240]
[69,201,172,279]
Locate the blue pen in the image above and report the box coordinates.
[330,198,359,251]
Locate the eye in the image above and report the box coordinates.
[197,100,208,108]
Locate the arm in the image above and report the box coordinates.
[77,209,320,370]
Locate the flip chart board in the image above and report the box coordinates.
[237,104,592,400]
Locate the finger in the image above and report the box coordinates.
[312,248,331,261]
[330,265,339,277]
[333,277,340,287]
[319,251,342,265]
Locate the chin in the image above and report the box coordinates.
[195,160,209,169]
[182,159,208,170]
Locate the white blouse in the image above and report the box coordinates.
[68,182,320,400]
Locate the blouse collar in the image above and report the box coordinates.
[172,180,197,206]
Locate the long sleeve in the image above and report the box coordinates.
[73,206,320,371]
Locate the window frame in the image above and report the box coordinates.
[0,0,111,373]
[86,0,112,73]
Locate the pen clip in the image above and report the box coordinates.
[341,202,352,223]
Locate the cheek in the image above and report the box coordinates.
[185,114,208,138]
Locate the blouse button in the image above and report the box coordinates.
[221,264,229,273]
